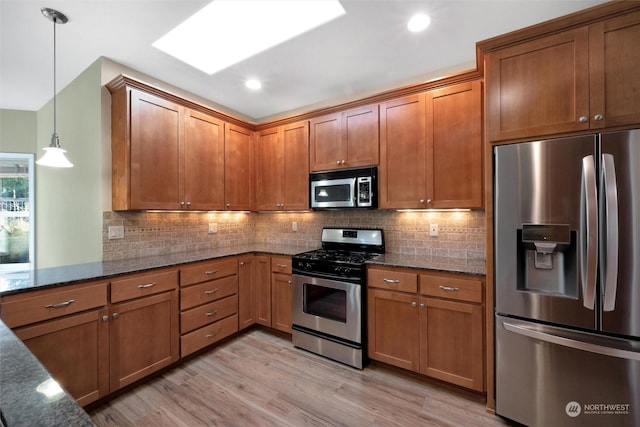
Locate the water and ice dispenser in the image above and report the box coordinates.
[517,224,578,297]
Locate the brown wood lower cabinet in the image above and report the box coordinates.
[238,255,256,330]
[255,255,292,333]
[367,266,485,392]
[14,308,109,407]
[179,258,239,357]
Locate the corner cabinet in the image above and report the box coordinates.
[367,266,485,392]
[255,255,292,333]
[309,104,379,172]
[108,76,252,211]
[485,9,640,141]
[256,121,309,211]
[379,79,482,209]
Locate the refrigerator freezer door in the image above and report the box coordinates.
[494,136,597,329]
[600,130,640,337]
[496,315,640,427]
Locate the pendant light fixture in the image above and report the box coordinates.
[36,7,73,168]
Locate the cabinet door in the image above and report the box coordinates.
[283,121,309,210]
[367,288,419,371]
[224,123,254,210]
[589,10,640,129]
[379,93,427,209]
[419,297,484,391]
[238,255,256,330]
[255,255,272,326]
[256,126,284,211]
[109,291,179,391]
[130,89,182,209]
[309,113,343,171]
[183,109,225,210]
[271,272,292,333]
[426,80,483,208]
[485,28,590,141]
[342,104,379,168]
[15,309,109,407]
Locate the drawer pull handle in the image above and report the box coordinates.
[45,299,75,309]
[276,264,288,269]
[383,278,400,284]
[439,285,460,292]
[205,309,219,317]
[204,289,219,295]
[205,269,219,275]
[205,328,222,339]
[137,282,156,289]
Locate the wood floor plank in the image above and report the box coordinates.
[90,329,514,427]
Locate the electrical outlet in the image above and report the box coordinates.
[208,223,218,234]
[292,221,298,232]
[429,224,439,237]
[108,225,124,239]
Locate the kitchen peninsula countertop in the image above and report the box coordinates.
[0,243,315,296]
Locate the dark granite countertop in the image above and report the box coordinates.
[0,244,315,296]
[0,320,95,427]
[367,253,486,276]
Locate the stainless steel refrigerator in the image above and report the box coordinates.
[494,130,640,427]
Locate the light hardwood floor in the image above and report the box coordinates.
[90,328,514,426]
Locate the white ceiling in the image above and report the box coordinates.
[1,0,606,123]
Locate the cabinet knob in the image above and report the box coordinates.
[594,114,604,121]
[579,116,588,123]
[180,201,185,206]
[419,303,425,309]
[186,201,191,206]
[288,280,292,285]
[226,203,231,208]
[341,160,346,165]
[336,160,341,165]
[427,199,432,204]
[102,315,109,322]
[112,313,119,319]
[419,199,425,204]
[411,301,417,308]
[240,261,245,266]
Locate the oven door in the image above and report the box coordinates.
[292,274,361,343]
[310,178,355,208]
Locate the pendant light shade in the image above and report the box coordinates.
[36,7,74,168]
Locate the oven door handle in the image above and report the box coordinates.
[292,272,362,287]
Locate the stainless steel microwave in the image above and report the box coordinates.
[310,167,377,209]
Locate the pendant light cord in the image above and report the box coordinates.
[52,15,57,139]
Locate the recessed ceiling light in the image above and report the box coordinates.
[245,79,262,90]
[153,0,346,75]
[408,13,431,32]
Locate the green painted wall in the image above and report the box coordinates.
[0,110,37,153]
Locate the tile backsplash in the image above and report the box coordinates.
[103,210,486,262]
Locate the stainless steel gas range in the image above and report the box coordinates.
[291,227,384,369]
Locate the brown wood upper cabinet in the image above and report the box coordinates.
[379,79,482,209]
[224,123,255,211]
[485,10,640,142]
[309,104,379,172]
[256,121,309,211]
[111,87,224,210]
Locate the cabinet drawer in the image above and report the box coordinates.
[419,274,483,303]
[368,268,418,293]
[0,282,108,328]
[180,294,238,334]
[111,269,178,303]
[180,258,237,287]
[180,275,237,311]
[181,314,238,357]
[271,256,292,274]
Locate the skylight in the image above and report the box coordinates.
[153,0,346,75]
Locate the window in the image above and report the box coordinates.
[0,153,34,271]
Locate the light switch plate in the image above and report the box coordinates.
[209,223,218,234]
[108,225,124,239]
[292,221,298,232]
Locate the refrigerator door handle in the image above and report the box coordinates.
[601,153,619,312]
[580,155,598,310]
[502,321,640,361]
